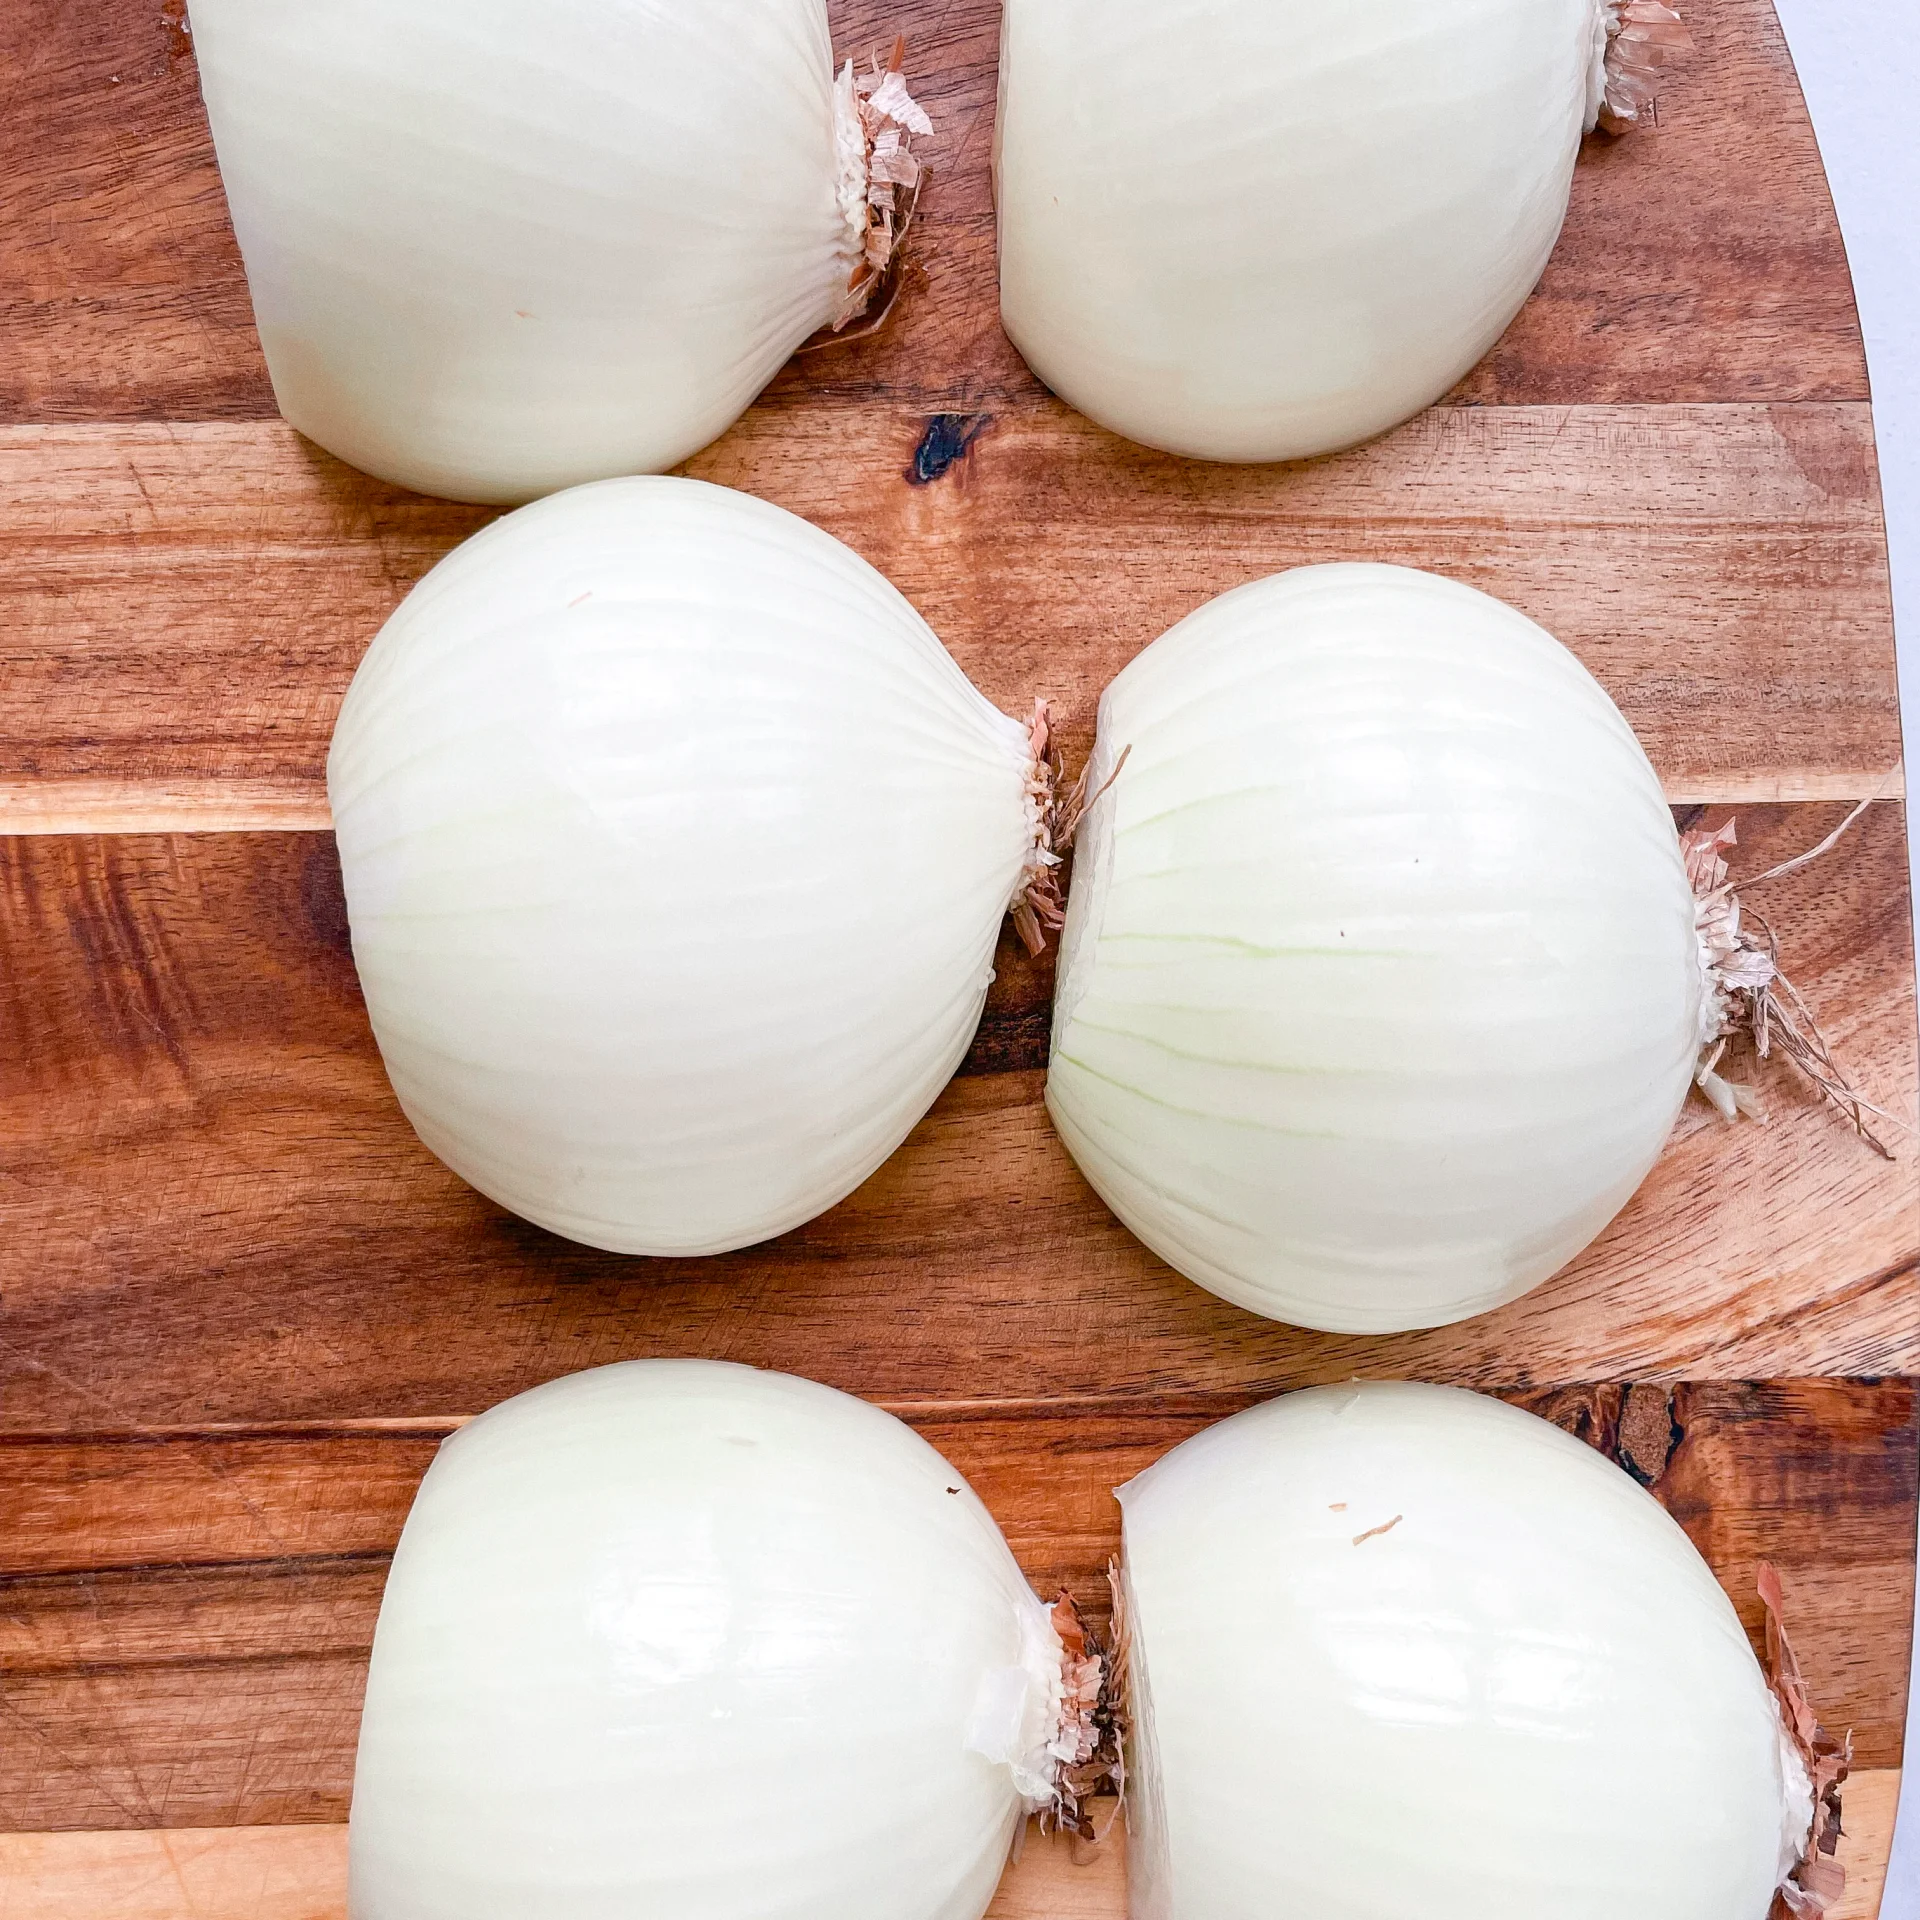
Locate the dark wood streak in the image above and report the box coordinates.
[908,412,994,485]
[1618,1382,1687,1486]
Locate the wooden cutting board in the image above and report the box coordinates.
[1,0,1914,1912]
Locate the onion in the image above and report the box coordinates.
[350,1360,1084,1920]
[1047,563,1702,1333]
[995,0,1686,462]
[1117,1382,1815,1918]
[190,3,930,503]
[328,476,1043,1254]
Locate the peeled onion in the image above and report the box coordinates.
[1117,1382,1812,1918]
[350,1360,1075,1920]
[191,1,929,503]
[997,0,1635,461]
[1047,563,1701,1332]
[328,477,1040,1254]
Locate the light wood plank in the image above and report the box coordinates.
[0,783,331,835]
[0,1774,1895,1920]
[0,1822,1130,1919]
[0,1826,346,1920]
[4,772,1904,840]
[0,404,1900,831]
[1835,1769,1903,1920]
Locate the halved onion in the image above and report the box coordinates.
[191,1,929,502]
[1117,1382,1815,1918]
[329,476,1040,1255]
[995,0,1679,461]
[1047,563,1701,1332]
[350,1361,1077,1919]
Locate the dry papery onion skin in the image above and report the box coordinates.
[190,1,929,504]
[349,1361,1082,1920]
[327,476,1038,1257]
[1047,562,1702,1335]
[1115,1382,1823,1920]
[994,0,1687,464]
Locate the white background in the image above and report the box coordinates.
[1767,2,1920,1911]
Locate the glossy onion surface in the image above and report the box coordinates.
[350,1361,1054,1920]
[1047,564,1701,1332]
[192,0,852,502]
[996,0,1603,461]
[329,478,1033,1255]
[1118,1383,1806,1920]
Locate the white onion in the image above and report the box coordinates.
[1047,563,1701,1333]
[350,1360,1073,1920]
[1118,1382,1812,1919]
[995,0,1616,461]
[328,476,1038,1254]
[190,1,928,503]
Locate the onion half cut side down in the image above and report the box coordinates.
[190,1,931,503]
[1046,562,1704,1333]
[995,0,1690,462]
[328,477,1047,1256]
[1115,1382,1832,1920]
[349,1361,1094,1920]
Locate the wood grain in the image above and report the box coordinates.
[0,0,1866,425]
[0,402,1900,830]
[0,1827,350,1920]
[3,0,1914,1891]
[0,1382,1909,1834]
[2,1792,1893,1920]
[2,807,1912,1431]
